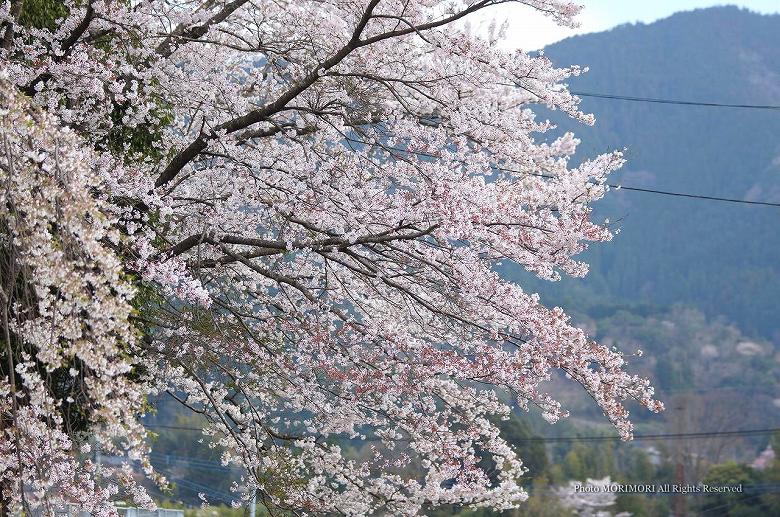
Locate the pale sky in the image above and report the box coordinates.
[469,1,780,51]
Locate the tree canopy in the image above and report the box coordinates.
[0,1,661,515]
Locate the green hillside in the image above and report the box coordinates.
[511,6,780,342]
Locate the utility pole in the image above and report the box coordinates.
[249,490,256,517]
[673,393,688,517]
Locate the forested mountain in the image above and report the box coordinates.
[513,6,780,342]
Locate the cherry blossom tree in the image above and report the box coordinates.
[0,0,663,514]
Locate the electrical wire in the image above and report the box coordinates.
[499,166,780,207]
[143,423,780,443]
[571,91,780,111]
[154,465,237,504]
[697,489,778,514]
[513,427,780,443]
[149,452,241,472]
[603,183,780,207]
[341,136,780,208]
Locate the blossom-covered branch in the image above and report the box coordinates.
[0,0,662,514]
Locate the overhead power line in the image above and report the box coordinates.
[155,467,236,504]
[144,423,780,443]
[343,137,780,209]
[500,166,780,208]
[145,423,207,432]
[514,427,780,443]
[149,452,240,472]
[571,91,780,111]
[602,184,780,207]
